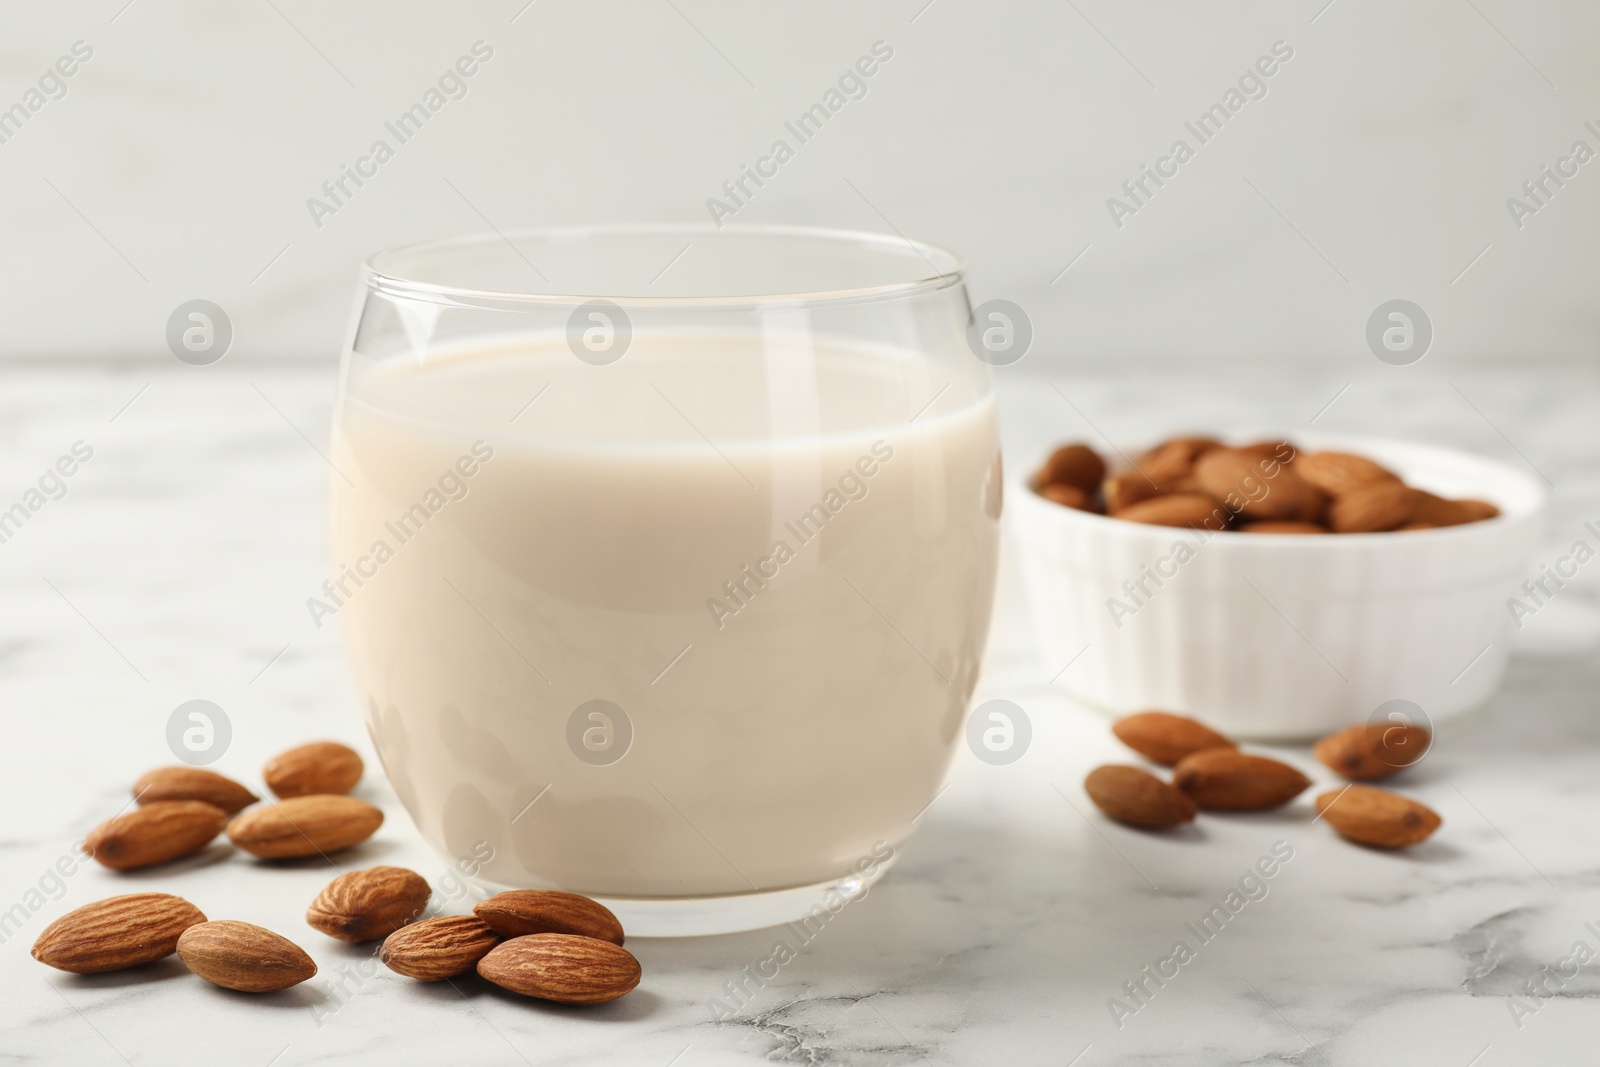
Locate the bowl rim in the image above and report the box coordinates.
[1009,431,1548,547]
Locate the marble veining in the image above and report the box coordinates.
[0,359,1597,1065]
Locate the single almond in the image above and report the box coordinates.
[381,916,500,980]
[1191,449,1266,501]
[307,866,431,942]
[177,920,317,992]
[477,934,641,1004]
[1115,493,1225,529]
[1039,444,1106,493]
[133,767,258,814]
[475,890,625,945]
[1313,723,1431,780]
[1316,786,1441,848]
[1135,437,1221,489]
[227,795,383,859]
[1327,480,1415,533]
[32,893,207,974]
[1172,750,1311,811]
[1112,711,1236,766]
[1295,451,1400,496]
[1103,471,1163,514]
[84,800,228,870]
[1193,448,1325,522]
[1084,765,1196,829]
[263,741,364,798]
[1406,491,1458,526]
[1038,482,1091,511]
[1240,520,1328,534]
[1411,491,1499,527]
[1452,499,1500,522]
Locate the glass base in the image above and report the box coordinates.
[470,855,898,938]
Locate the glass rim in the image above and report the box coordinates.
[362,223,966,310]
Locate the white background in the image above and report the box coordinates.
[1,0,1596,365]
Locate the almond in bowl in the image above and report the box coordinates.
[1011,433,1545,738]
[1030,436,1500,534]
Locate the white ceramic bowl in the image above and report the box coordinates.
[1010,434,1547,739]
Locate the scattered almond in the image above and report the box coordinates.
[1040,444,1106,492]
[381,916,501,980]
[32,894,207,974]
[84,800,228,871]
[1111,711,1235,766]
[263,741,364,798]
[1115,493,1224,529]
[177,920,317,992]
[307,866,431,943]
[1316,785,1441,848]
[1314,723,1431,780]
[475,890,626,945]
[226,795,383,859]
[477,933,641,1005]
[133,767,258,815]
[1172,750,1311,811]
[1327,480,1415,533]
[1084,765,1196,829]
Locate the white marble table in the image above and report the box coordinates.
[2,358,1597,1066]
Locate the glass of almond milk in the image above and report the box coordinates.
[331,226,1001,935]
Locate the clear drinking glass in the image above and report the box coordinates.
[330,225,1001,935]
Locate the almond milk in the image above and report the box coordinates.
[330,329,1000,897]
